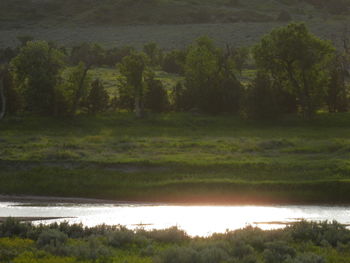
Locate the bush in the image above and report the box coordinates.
[72,237,112,262]
[263,241,296,263]
[58,223,85,239]
[0,218,29,238]
[291,253,325,263]
[199,246,229,263]
[155,246,200,263]
[288,221,350,247]
[37,229,68,248]
[107,228,135,248]
[231,241,255,259]
[144,227,188,243]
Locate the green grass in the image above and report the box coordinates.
[87,68,184,96]
[1,112,350,203]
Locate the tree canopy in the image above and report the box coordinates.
[253,23,335,118]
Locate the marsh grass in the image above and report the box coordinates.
[1,113,350,203]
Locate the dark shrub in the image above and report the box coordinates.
[263,241,296,263]
[155,246,200,263]
[144,75,169,113]
[36,229,68,248]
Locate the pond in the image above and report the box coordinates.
[1,201,349,236]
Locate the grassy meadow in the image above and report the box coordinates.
[1,111,350,204]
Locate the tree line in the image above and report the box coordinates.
[0,23,349,120]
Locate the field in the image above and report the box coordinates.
[1,112,350,204]
[1,20,349,50]
[0,0,349,49]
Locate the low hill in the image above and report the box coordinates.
[0,0,349,27]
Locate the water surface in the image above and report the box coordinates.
[1,202,349,236]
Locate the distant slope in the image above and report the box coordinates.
[0,0,349,27]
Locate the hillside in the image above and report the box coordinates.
[0,0,349,27]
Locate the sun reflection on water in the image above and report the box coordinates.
[1,202,349,237]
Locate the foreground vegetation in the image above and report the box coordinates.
[1,219,350,262]
[2,112,350,203]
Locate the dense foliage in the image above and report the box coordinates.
[0,23,349,119]
[0,219,350,262]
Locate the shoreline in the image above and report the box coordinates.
[1,194,350,207]
[0,217,74,223]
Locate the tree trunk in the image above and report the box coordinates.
[0,76,6,120]
[134,95,143,118]
[134,83,144,118]
[72,66,90,115]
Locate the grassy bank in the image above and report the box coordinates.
[1,113,350,204]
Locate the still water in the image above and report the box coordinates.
[1,202,350,236]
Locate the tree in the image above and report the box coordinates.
[143,42,162,67]
[63,62,92,114]
[104,46,135,67]
[86,79,109,114]
[10,41,65,115]
[0,66,22,119]
[245,71,297,119]
[70,43,105,114]
[162,49,186,74]
[183,36,243,114]
[226,45,249,75]
[326,54,349,112]
[144,73,169,112]
[253,23,335,118]
[0,69,5,120]
[118,52,148,118]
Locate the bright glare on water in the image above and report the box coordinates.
[1,202,350,236]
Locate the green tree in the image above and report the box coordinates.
[227,45,249,75]
[118,52,149,118]
[63,62,92,114]
[70,43,105,114]
[184,36,242,114]
[143,42,162,67]
[0,69,5,120]
[0,66,22,119]
[86,79,109,114]
[144,73,169,112]
[253,23,335,118]
[10,41,65,115]
[326,54,349,112]
[245,71,297,119]
[162,49,186,74]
